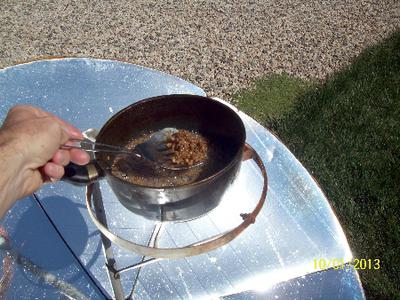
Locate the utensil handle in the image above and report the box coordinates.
[63,139,136,155]
[61,145,134,155]
[62,162,104,186]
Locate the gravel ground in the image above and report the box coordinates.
[0,0,399,99]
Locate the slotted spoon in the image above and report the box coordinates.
[62,128,203,171]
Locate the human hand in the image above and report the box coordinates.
[0,105,90,216]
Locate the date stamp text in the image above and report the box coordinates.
[313,258,380,270]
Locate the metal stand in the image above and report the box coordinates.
[91,183,125,300]
[86,143,268,299]
[91,183,168,300]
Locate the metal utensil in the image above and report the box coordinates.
[62,128,203,171]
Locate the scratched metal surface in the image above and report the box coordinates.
[0,196,106,299]
[222,266,365,299]
[0,58,364,299]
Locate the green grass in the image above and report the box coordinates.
[233,73,314,122]
[234,31,400,300]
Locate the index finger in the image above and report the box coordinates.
[54,116,84,140]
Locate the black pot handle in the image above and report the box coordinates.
[62,161,105,186]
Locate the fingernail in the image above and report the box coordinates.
[61,125,82,138]
[49,177,58,182]
[70,126,83,136]
[63,157,70,166]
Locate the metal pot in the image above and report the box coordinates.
[63,94,253,222]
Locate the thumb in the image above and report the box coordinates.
[46,113,83,141]
[60,123,84,140]
[53,121,80,148]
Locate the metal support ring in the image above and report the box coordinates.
[85,142,268,259]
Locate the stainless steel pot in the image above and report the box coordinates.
[63,94,261,222]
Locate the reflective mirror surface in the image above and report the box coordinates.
[0,58,364,299]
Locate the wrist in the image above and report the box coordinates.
[0,129,25,218]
